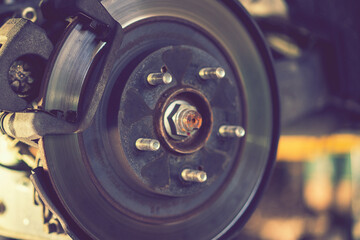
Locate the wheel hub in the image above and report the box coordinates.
[115,44,235,197]
[157,86,214,155]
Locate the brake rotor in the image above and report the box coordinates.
[41,0,279,239]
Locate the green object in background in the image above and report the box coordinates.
[332,154,352,182]
[304,153,353,239]
[303,154,335,212]
[351,148,360,240]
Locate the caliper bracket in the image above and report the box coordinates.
[1,0,124,141]
[40,0,118,40]
[0,18,53,112]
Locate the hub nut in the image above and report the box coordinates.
[164,100,203,140]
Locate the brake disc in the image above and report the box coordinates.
[41,0,279,239]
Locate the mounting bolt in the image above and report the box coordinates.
[8,59,38,97]
[22,7,37,22]
[199,67,225,80]
[176,108,202,134]
[181,169,207,183]
[219,125,245,138]
[136,138,161,151]
[147,72,173,86]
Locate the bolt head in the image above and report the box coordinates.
[162,73,173,84]
[215,67,226,79]
[166,101,202,138]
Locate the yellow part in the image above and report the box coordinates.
[277,134,360,161]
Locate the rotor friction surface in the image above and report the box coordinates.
[42,0,278,239]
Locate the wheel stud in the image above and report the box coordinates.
[199,67,225,80]
[135,138,161,151]
[181,169,207,183]
[147,72,173,86]
[219,125,245,138]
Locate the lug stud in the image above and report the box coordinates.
[181,169,207,183]
[199,67,225,80]
[219,125,245,138]
[135,138,161,151]
[147,72,173,86]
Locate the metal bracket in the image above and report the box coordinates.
[39,0,124,133]
[0,23,122,139]
[0,18,53,112]
[0,0,124,141]
[43,0,125,134]
[40,0,118,40]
